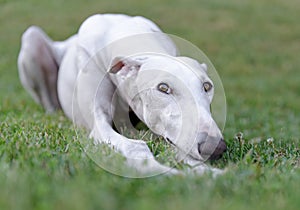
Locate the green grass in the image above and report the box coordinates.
[0,0,299,209]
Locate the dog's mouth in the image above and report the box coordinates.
[165,136,226,161]
[165,137,176,146]
[127,109,226,161]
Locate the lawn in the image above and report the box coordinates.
[0,0,299,209]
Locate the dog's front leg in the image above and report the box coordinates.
[90,112,181,177]
[179,154,225,177]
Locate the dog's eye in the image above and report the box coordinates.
[157,83,171,94]
[203,82,213,92]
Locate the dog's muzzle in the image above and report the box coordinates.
[198,137,227,160]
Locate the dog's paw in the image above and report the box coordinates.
[209,167,226,178]
[189,164,225,177]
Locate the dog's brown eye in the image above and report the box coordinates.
[158,83,171,94]
[203,82,213,92]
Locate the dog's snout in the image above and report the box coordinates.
[198,138,227,161]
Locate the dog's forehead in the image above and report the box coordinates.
[141,56,208,80]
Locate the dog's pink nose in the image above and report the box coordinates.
[198,138,227,160]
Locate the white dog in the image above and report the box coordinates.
[18,14,226,176]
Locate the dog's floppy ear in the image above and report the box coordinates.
[108,56,142,75]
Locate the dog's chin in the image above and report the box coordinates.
[164,137,224,162]
[188,153,206,162]
[165,137,204,161]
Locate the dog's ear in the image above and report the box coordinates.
[108,56,142,75]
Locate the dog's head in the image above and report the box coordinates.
[108,54,226,161]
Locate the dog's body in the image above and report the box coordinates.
[18,14,226,176]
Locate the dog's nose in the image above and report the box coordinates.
[198,138,227,160]
[209,139,227,160]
